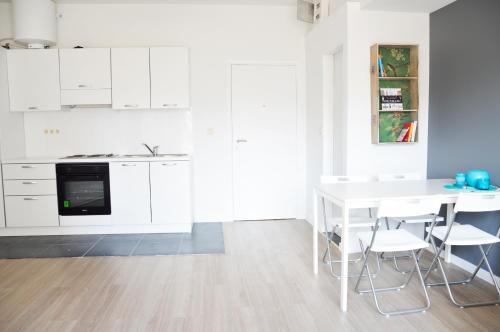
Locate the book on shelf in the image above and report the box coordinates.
[380,88,403,111]
[381,103,404,111]
[396,122,411,142]
[396,121,418,142]
[410,120,418,142]
[380,88,401,96]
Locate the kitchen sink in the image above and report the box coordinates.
[119,154,188,158]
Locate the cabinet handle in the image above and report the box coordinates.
[78,84,88,88]
[236,139,247,143]
[162,103,178,107]
[121,163,137,167]
[22,181,37,185]
[124,104,139,108]
[28,106,39,110]
[23,197,39,201]
[162,163,177,166]
[21,165,36,169]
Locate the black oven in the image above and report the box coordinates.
[56,163,111,216]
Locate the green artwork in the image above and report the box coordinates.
[379,79,412,110]
[379,47,411,77]
[379,111,413,143]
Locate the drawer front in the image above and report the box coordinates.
[2,164,56,180]
[3,180,57,196]
[5,196,59,227]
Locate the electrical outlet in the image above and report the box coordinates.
[207,128,214,135]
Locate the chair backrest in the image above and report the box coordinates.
[320,175,376,184]
[378,172,421,182]
[377,197,442,219]
[454,193,500,213]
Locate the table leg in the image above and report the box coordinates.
[445,203,454,263]
[313,189,319,274]
[340,204,349,312]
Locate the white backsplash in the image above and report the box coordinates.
[23,107,192,157]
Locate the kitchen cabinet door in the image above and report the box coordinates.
[110,162,151,225]
[7,49,61,112]
[111,48,150,110]
[150,47,190,109]
[150,161,191,225]
[59,48,111,89]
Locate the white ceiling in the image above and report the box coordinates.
[360,0,456,13]
[0,0,297,5]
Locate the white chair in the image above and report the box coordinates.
[424,193,500,308]
[354,197,442,317]
[320,175,379,278]
[378,172,445,273]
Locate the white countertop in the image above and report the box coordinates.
[2,154,191,164]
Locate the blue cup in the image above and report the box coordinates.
[476,177,490,190]
[455,173,466,189]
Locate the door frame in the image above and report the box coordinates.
[228,61,299,221]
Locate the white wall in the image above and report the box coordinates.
[305,2,430,223]
[305,5,348,222]
[345,3,429,175]
[0,3,309,223]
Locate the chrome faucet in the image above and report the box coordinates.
[142,143,159,156]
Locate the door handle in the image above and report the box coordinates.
[236,139,247,143]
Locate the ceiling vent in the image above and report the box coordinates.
[12,0,57,49]
[297,0,325,24]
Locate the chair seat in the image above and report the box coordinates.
[389,215,445,224]
[427,224,500,246]
[328,216,377,228]
[358,229,429,253]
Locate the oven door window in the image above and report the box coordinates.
[58,175,111,215]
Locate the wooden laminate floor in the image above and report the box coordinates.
[0,220,499,332]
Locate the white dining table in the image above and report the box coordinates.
[312,178,460,312]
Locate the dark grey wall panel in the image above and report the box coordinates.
[428,0,500,275]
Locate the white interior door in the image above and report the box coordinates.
[232,64,297,221]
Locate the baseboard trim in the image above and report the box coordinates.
[450,253,500,286]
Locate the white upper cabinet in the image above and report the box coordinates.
[7,49,60,112]
[111,48,150,110]
[150,47,190,109]
[59,48,111,90]
[59,48,112,105]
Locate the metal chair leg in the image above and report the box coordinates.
[426,240,500,308]
[320,197,379,279]
[355,248,431,317]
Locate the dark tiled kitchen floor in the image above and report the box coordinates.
[0,223,225,259]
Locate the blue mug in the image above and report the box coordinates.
[455,173,466,188]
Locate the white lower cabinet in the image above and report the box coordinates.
[5,196,59,227]
[110,162,151,225]
[150,161,192,225]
